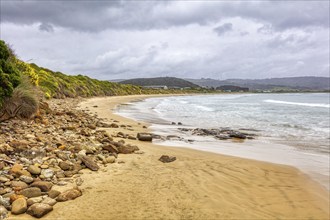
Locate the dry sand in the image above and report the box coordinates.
[10,95,330,220]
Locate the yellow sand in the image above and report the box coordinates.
[10,95,329,220]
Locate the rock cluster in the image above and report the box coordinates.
[0,98,140,218]
[179,128,257,140]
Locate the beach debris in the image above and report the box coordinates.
[137,133,153,141]
[159,155,176,163]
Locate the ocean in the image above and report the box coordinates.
[115,93,330,189]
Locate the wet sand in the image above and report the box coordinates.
[10,95,330,219]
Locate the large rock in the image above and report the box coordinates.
[27,165,41,175]
[27,203,53,218]
[11,198,27,215]
[19,187,42,198]
[137,133,152,141]
[56,188,82,202]
[79,155,99,171]
[30,181,53,192]
[159,155,176,163]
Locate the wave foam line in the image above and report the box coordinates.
[264,99,330,108]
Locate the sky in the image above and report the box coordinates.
[0,0,329,80]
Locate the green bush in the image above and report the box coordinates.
[0,40,21,108]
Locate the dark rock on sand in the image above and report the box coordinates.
[159,155,176,163]
[137,133,152,141]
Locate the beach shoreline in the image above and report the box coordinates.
[10,94,329,219]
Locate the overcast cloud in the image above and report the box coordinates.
[0,0,329,80]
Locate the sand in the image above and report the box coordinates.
[10,95,329,220]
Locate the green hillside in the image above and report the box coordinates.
[120,77,200,88]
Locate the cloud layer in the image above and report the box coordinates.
[1,1,329,79]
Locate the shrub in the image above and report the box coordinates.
[0,77,38,122]
[0,40,21,108]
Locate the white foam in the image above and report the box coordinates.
[264,99,330,108]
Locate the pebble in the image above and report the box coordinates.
[19,175,34,184]
[27,165,41,175]
[11,198,27,215]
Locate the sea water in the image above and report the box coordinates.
[115,93,330,189]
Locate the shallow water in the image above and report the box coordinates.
[115,93,330,189]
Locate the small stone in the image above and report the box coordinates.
[105,156,116,164]
[0,177,9,183]
[41,169,54,179]
[79,155,99,171]
[159,155,176,163]
[0,205,8,220]
[27,197,43,206]
[48,190,60,199]
[75,177,83,186]
[27,203,53,218]
[40,165,49,169]
[30,181,53,192]
[9,194,25,203]
[27,165,41,175]
[42,197,57,206]
[19,175,34,184]
[59,161,72,171]
[56,188,82,202]
[19,187,42,198]
[11,198,27,215]
[11,181,28,190]
[0,196,10,209]
[10,164,23,176]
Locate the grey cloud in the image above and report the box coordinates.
[39,23,54,32]
[214,23,233,36]
[1,1,328,32]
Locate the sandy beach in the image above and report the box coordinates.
[9,95,329,220]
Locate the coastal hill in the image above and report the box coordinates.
[186,77,330,91]
[119,77,200,89]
